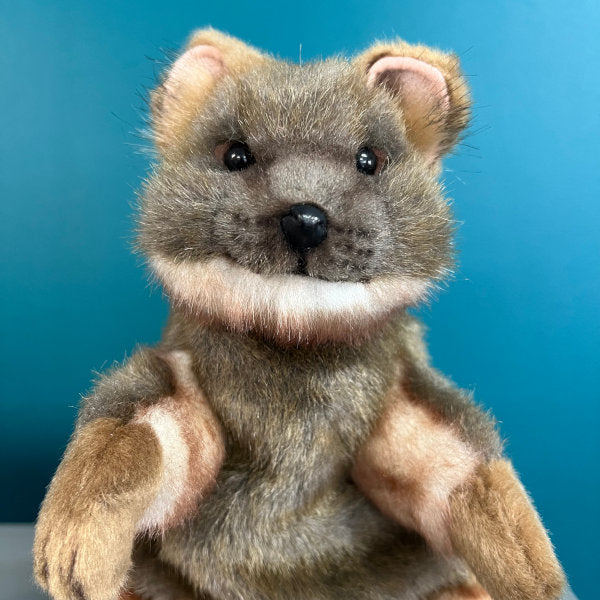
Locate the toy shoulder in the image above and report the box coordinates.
[76,346,177,428]
[396,314,503,460]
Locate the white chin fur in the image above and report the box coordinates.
[150,255,430,344]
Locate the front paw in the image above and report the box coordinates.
[33,418,162,600]
[34,503,138,600]
[449,460,565,600]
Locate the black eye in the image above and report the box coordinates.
[223,142,255,171]
[356,147,378,175]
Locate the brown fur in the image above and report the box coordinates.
[76,347,177,426]
[126,543,199,600]
[354,40,470,160]
[34,418,162,600]
[146,315,476,600]
[427,580,491,600]
[134,350,225,530]
[35,30,566,600]
[152,28,269,154]
[352,384,480,554]
[448,460,566,600]
[34,348,227,600]
[353,382,564,599]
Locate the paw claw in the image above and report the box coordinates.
[33,508,136,600]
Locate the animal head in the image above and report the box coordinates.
[138,29,470,344]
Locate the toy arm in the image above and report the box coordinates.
[33,348,224,600]
[352,323,565,600]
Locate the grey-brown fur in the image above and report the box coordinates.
[139,61,452,283]
[148,315,488,600]
[77,348,175,427]
[71,312,498,600]
[34,30,565,600]
[76,314,482,600]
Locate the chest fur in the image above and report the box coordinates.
[156,318,468,599]
[188,324,400,479]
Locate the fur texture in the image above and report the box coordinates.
[34,349,225,600]
[134,350,225,531]
[140,52,456,343]
[34,418,163,600]
[150,254,430,344]
[35,30,565,600]
[352,384,481,554]
[448,460,565,600]
[152,29,270,153]
[354,40,471,160]
[426,580,491,600]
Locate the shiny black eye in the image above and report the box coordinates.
[223,142,255,171]
[356,147,378,175]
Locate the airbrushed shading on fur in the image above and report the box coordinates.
[150,254,431,343]
[427,580,492,600]
[34,28,565,600]
[134,350,225,531]
[352,384,481,555]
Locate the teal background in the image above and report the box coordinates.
[1,1,598,596]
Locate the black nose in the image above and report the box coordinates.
[280,204,328,252]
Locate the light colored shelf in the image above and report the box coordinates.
[0,524,47,600]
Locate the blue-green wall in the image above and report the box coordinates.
[1,1,598,596]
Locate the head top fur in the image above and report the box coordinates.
[138,29,471,345]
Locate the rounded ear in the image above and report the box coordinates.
[355,41,471,162]
[151,29,268,153]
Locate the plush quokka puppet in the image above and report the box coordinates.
[34,29,566,600]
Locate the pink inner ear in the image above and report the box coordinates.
[367,55,450,116]
[165,44,225,92]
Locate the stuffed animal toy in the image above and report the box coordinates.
[34,29,566,600]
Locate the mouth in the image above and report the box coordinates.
[294,254,309,277]
[150,254,431,345]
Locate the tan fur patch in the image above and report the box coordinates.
[150,254,430,345]
[33,418,162,600]
[448,460,565,600]
[352,385,480,553]
[368,55,450,161]
[33,352,225,600]
[152,28,269,153]
[120,592,144,600]
[354,40,470,160]
[135,350,225,530]
[428,581,491,600]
